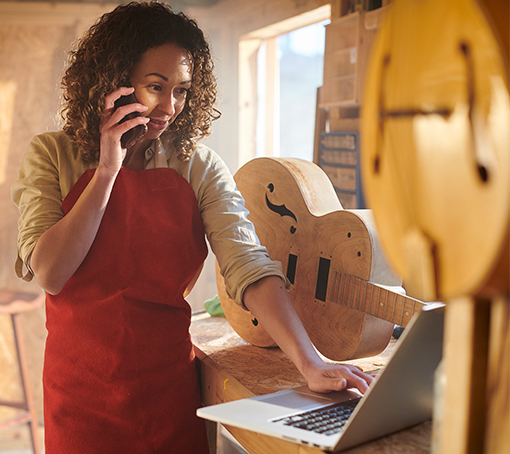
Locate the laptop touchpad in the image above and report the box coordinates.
[255,388,354,410]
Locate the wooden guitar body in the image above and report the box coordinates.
[219,157,418,361]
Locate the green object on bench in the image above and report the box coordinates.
[204,294,225,318]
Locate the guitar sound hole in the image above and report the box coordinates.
[358,251,361,257]
[477,164,489,183]
[347,232,352,238]
[374,155,380,174]
[459,41,490,185]
[251,318,259,327]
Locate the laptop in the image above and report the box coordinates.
[197,303,444,452]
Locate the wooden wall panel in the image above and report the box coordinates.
[0,1,115,434]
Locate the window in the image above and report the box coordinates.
[238,6,331,165]
[277,21,329,160]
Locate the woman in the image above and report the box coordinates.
[11,2,373,453]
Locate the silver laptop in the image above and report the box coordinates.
[197,303,444,452]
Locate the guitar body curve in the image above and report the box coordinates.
[220,157,403,361]
[216,259,276,348]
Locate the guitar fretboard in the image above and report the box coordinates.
[327,269,426,327]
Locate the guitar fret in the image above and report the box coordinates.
[342,274,348,307]
[344,274,350,306]
[334,270,342,303]
[349,275,355,309]
[344,274,350,307]
[361,280,367,314]
[340,273,347,306]
[336,270,342,303]
[367,286,371,315]
[383,290,389,322]
[366,284,371,314]
[325,269,425,328]
[391,292,397,325]
[356,279,363,311]
[336,272,342,304]
[401,296,416,326]
[355,278,361,311]
[345,275,351,307]
[328,269,333,302]
[335,272,340,304]
[352,278,358,309]
[364,281,369,314]
[351,276,357,310]
[379,286,385,319]
[376,286,382,318]
[330,269,338,303]
[345,274,351,308]
[369,284,374,317]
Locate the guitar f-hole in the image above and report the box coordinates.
[265,184,298,234]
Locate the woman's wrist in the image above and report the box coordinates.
[96,161,121,182]
[295,348,326,377]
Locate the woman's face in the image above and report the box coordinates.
[129,42,193,141]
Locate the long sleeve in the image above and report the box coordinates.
[11,131,286,304]
[11,131,91,280]
[167,144,288,308]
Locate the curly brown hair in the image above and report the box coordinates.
[61,1,220,162]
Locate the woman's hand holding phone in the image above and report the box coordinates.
[31,86,149,295]
[113,92,149,149]
[99,87,149,174]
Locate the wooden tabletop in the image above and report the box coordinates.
[190,313,432,454]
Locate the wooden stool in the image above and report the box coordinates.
[0,290,44,454]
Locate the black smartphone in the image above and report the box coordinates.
[113,93,148,148]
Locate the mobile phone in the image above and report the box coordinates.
[113,93,148,148]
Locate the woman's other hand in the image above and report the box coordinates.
[301,360,374,395]
[243,276,375,396]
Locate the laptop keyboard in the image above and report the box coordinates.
[272,397,361,436]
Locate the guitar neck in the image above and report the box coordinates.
[327,269,426,327]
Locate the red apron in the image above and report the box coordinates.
[43,168,209,453]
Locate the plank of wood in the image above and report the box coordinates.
[437,297,490,454]
[485,297,510,454]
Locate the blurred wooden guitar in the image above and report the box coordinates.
[217,157,427,361]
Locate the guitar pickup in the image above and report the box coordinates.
[287,253,298,285]
[315,257,330,302]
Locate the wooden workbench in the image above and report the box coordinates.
[190,313,432,454]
